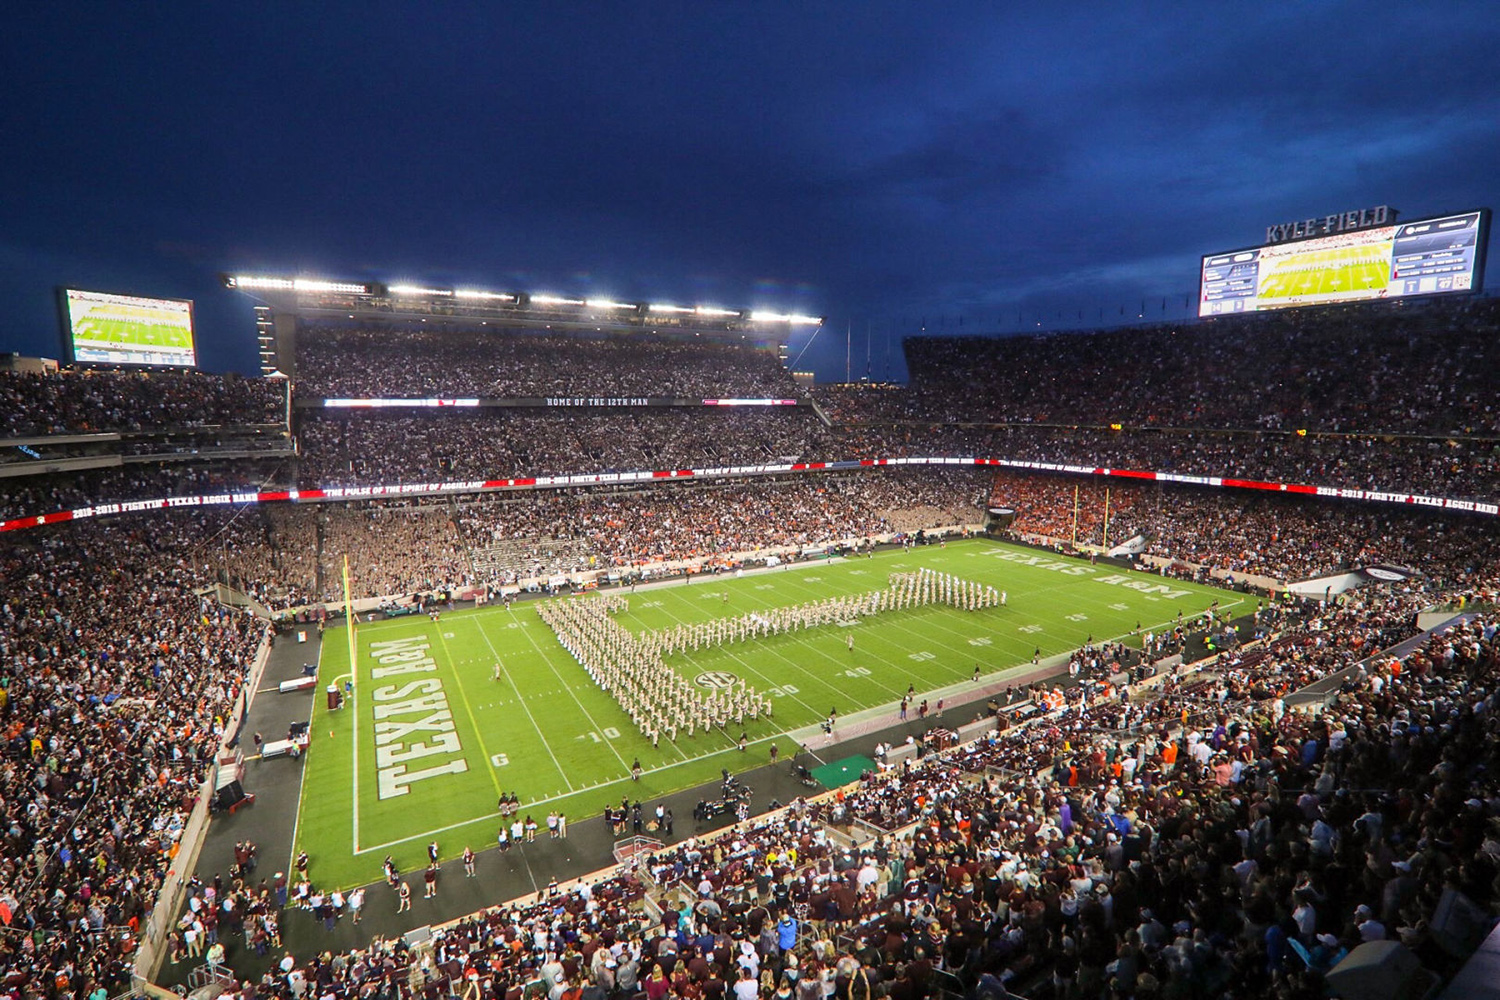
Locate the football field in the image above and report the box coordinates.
[1257,244,1391,301]
[70,299,194,349]
[293,538,1242,888]
[76,316,193,348]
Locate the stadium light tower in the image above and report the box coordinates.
[750,311,823,325]
[388,284,454,297]
[453,289,515,301]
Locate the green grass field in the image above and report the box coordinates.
[1258,245,1391,300]
[74,316,194,350]
[293,538,1243,889]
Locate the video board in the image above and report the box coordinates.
[59,288,198,367]
[1199,209,1488,316]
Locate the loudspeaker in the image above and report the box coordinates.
[216,781,245,808]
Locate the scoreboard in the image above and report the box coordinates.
[1199,209,1488,316]
[58,288,198,367]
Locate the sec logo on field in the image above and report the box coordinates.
[695,671,737,689]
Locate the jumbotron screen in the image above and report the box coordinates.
[59,288,198,367]
[1199,209,1488,316]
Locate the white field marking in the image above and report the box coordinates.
[351,642,359,850]
[434,629,505,798]
[351,729,787,855]
[467,616,575,792]
[508,610,693,761]
[338,611,482,635]
[291,637,326,863]
[670,568,971,693]
[764,574,982,685]
[649,601,827,721]
[512,621,636,771]
[869,565,1222,661]
[527,612,693,763]
[875,606,1009,668]
[685,547,1240,690]
[899,609,1020,661]
[767,632,907,699]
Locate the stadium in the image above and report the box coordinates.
[7,11,1500,1000]
[5,261,1500,1000]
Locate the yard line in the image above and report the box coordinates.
[773,555,1228,664]
[891,608,1036,671]
[711,563,997,646]
[765,631,907,699]
[351,648,360,851]
[349,613,477,634]
[467,616,575,793]
[746,572,997,683]
[352,729,786,855]
[289,639,324,869]
[435,630,506,799]
[641,551,1244,719]
[645,598,829,721]
[649,571,976,704]
[512,611,642,770]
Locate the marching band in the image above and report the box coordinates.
[535,568,1000,743]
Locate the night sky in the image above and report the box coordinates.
[2,3,1496,380]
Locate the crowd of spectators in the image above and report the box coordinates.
[901,297,1500,435]
[0,459,1496,998]
[889,426,1500,504]
[0,369,284,437]
[0,514,267,998]
[289,412,1497,507]
[295,410,838,487]
[0,460,291,522]
[255,471,990,604]
[8,415,1495,530]
[210,586,1500,1000]
[991,471,1500,588]
[294,329,802,401]
[219,469,1500,608]
[5,296,1500,999]
[5,455,1495,609]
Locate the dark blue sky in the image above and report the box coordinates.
[2,2,1496,380]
